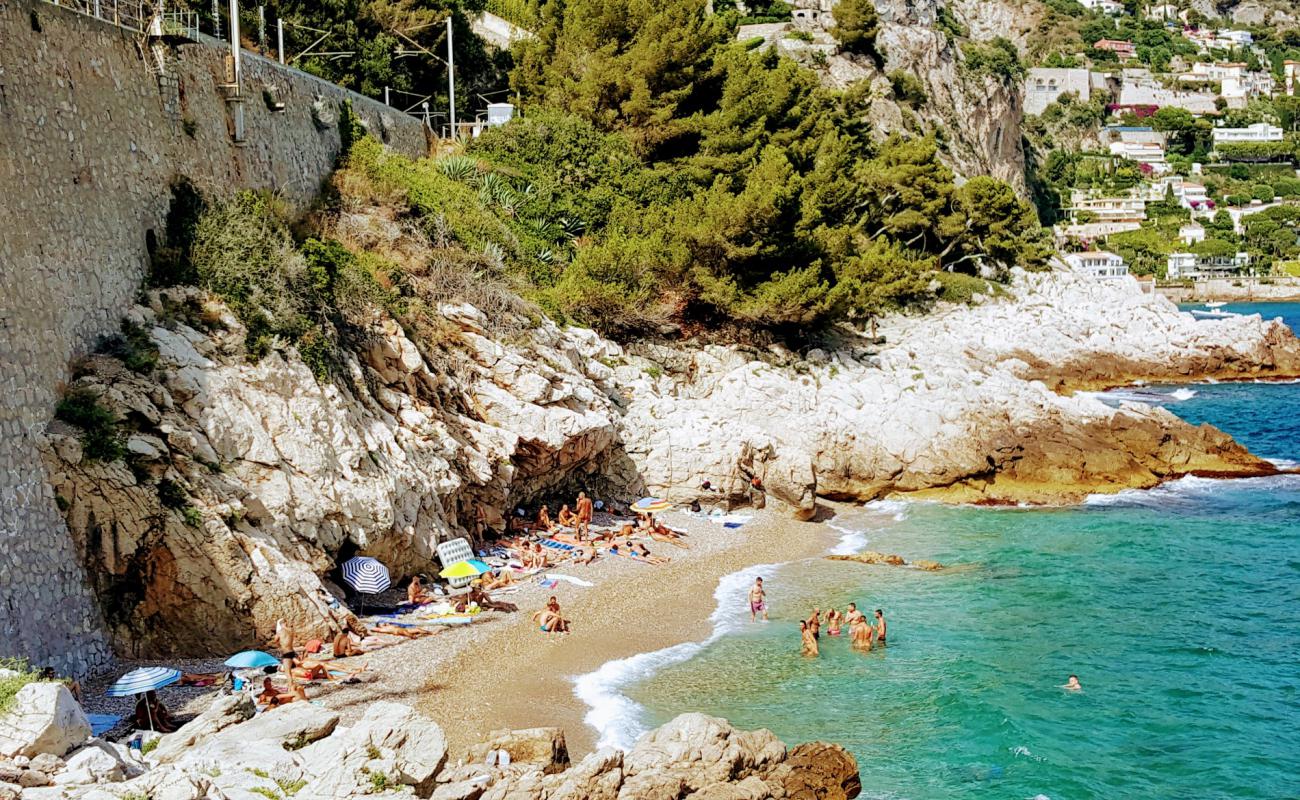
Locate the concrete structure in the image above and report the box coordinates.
[1115,82,1218,115]
[1167,251,1250,278]
[471,11,534,49]
[1024,68,1092,116]
[1179,221,1206,245]
[0,0,427,677]
[1080,0,1125,14]
[1095,39,1138,60]
[1058,221,1143,240]
[791,0,835,30]
[1212,122,1284,144]
[1103,126,1168,148]
[1145,3,1181,21]
[1065,251,1129,279]
[1179,63,1278,108]
[1068,192,1148,223]
[1109,140,1170,173]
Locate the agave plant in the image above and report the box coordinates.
[480,241,507,269]
[557,215,586,241]
[535,247,555,265]
[436,155,478,183]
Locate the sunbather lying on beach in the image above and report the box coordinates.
[481,570,516,590]
[407,575,435,605]
[574,545,596,565]
[630,542,670,565]
[179,671,225,687]
[371,623,440,639]
[257,677,308,707]
[467,586,517,613]
[291,656,369,682]
[650,524,689,549]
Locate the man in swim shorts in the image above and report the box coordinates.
[874,609,887,644]
[748,577,768,621]
[807,607,821,640]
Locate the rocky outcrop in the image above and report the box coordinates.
[0,682,91,759]
[45,289,625,657]
[44,271,1300,654]
[617,271,1300,511]
[30,702,859,800]
[828,553,943,571]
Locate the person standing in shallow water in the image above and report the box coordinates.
[874,609,887,645]
[825,608,842,637]
[748,577,768,621]
[807,607,822,640]
[800,620,819,657]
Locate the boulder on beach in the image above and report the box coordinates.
[465,727,569,775]
[0,682,91,759]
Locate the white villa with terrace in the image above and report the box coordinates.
[1065,251,1129,279]
[1212,123,1284,145]
[1167,251,1250,278]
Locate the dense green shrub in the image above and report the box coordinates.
[1217,140,1297,163]
[831,0,880,56]
[55,388,125,462]
[888,70,927,105]
[961,38,1025,82]
[0,659,41,715]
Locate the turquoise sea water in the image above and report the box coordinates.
[615,303,1300,799]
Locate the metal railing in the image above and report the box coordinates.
[42,0,160,34]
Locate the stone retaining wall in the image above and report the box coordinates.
[0,0,427,677]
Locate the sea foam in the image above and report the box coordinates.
[572,561,782,750]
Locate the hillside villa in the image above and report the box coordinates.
[1094,39,1137,61]
[1024,68,1093,115]
[1179,221,1206,245]
[1065,251,1129,279]
[1211,122,1285,145]
[1166,251,1250,278]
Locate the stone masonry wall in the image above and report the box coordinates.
[0,0,427,677]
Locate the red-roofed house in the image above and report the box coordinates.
[1094,39,1137,60]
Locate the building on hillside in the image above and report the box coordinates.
[1108,140,1170,172]
[1214,29,1253,48]
[1114,83,1218,115]
[1080,0,1126,14]
[1178,61,1246,83]
[1094,39,1138,60]
[1212,122,1284,145]
[1143,177,1213,213]
[1102,126,1168,147]
[1068,191,1148,223]
[1179,221,1206,245]
[1058,220,1144,241]
[1166,251,1250,278]
[1023,68,1093,115]
[1286,61,1299,96]
[1065,251,1129,279]
[1180,63,1278,107]
[1145,3,1181,21]
[791,0,835,30]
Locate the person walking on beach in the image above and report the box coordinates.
[748,577,768,622]
[276,618,297,688]
[575,492,593,540]
[800,620,819,657]
[807,607,822,640]
[874,609,887,645]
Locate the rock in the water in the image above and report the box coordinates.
[763,742,861,800]
[0,683,91,759]
[622,713,785,796]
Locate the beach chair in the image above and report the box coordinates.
[437,537,477,590]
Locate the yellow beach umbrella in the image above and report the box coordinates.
[439,559,492,579]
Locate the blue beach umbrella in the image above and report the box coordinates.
[224,650,280,669]
[341,557,392,595]
[105,666,182,698]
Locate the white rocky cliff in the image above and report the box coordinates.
[43,273,1300,656]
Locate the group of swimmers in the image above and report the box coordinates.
[800,604,886,657]
[746,577,887,657]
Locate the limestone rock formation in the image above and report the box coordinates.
[35,700,859,800]
[0,682,91,759]
[45,288,625,657]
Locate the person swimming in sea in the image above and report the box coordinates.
[800,620,819,657]
[1063,675,1082,691]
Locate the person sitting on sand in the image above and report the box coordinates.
[534,596,570,634]
[535,505,554,533]
[333,628,369,658]
[826,608,842,637]
[636,513,654,533]
[1063,675,1082,691]
[575,492,593,540]
[556,504,577,529]
[800,620,819,658]
[530,542,551,568]
[407,575,435,605]
[508,513,529,534]
[257,677,308,707]
[134,690,179,732]
[481,570,516,591]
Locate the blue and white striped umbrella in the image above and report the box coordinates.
[105,666,182,697]
[341,556,391,595]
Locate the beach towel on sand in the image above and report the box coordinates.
[545,573,594,587]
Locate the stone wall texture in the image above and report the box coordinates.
[0,0,428,677]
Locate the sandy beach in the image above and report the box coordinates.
[82,507,837,756]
